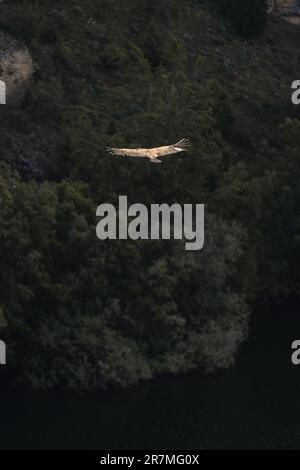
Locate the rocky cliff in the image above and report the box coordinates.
[0,32,33,99]
[268,0,300,18]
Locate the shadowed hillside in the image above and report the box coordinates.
[0,0,300,390]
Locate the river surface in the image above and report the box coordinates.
[0,305,300,450]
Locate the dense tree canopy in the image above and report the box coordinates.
[0,0,299,389]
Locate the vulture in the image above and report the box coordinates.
[106,138,190,163]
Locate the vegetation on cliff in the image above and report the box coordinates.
[0,0,299,389]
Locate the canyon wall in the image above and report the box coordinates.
[0,32,33,99]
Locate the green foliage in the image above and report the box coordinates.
[0,170,249,389]
[0,0,298,390]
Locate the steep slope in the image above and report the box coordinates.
[0,32,33,99]
[0,0,299,389]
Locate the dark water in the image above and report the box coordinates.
[0,305,300,450]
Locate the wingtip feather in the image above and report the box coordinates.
[106,147,115,156]
[175,138,191,149]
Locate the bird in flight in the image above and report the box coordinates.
[106,138,190,163]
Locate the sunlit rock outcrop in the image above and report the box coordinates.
[268,0,300,22]
[0,32,33,99]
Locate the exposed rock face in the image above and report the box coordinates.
[0,33,39,179]
[0,32,33,99]
[268,0,300,16]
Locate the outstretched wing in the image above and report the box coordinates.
[106,147,147,158]
[155,138,191,157]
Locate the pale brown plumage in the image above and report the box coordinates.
[106,138,191,163]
